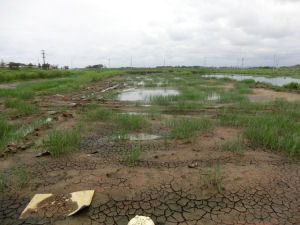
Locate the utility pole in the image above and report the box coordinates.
[130,56,133,68]
[273,54,279,70]
[241,57,244,68]
[108,58,111,68]
[41,50,46,65]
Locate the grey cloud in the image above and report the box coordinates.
[0,0,299,67]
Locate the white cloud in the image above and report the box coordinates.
[0,0,300,67]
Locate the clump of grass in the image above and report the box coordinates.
[147,106,162,119]
[0,166,31,191]
[244,113,300,157]
[200,165,224,191]
[181,87,206,100]
[0,172,10,190]
[42,128,81,157]
[14,167,31,188]
[234,82,254,94]
[114,113,149,131]
[218,89,249,103]
[121,144,143,166]
[102,90,118,100]
[167,117,212,139]
[240,79,256,86]
[144,82,157,87]
[168,101,201,113]
[86,102,100,110]
[83,107,113,121]
[0,117,14,140]
[4,99,38,115]
[222,136,245,155]
[218,110,250,127]
[283,82,300,90]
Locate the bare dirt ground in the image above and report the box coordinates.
[248,88,300,102]
[0,76,299,225]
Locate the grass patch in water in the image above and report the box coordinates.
[149,95,180,106]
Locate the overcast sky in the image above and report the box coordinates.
[1,0,300,68]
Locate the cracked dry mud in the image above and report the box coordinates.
[1,77,300,225]
[1,138,299,225]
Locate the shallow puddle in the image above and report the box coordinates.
[0,83,18,89]
[129,133,161,141]
[207,93,220,101]
[203,74,300,86]
[120,112,146,115]
[118,88,179,101]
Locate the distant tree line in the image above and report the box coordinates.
[0,61,69,70]
[86,64,104,69]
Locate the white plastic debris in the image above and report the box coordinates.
[128,215,155,225]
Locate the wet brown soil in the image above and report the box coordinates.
[0,75,299,225]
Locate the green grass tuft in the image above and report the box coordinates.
[121,144,143,166]
[114,113,149,131]
[222,137,245,155]
[83,107,113,121]
[4,99,38,115]
[167,117,213,139]
[283,82,300,90]
[244,113,300,157]
[42,128,81,157]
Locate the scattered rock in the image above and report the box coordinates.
[47,111,57,115]
[36,151,51,157]
[4,141,34,154]
[62,112,74,118]
[90,151,99,154]
[69,102,77,107]
[188,162,198,168]
[54,94,65,98]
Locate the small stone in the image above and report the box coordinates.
[36,151,51,157]
[188,162,198,168]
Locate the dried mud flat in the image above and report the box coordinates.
[0,75,300,225]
